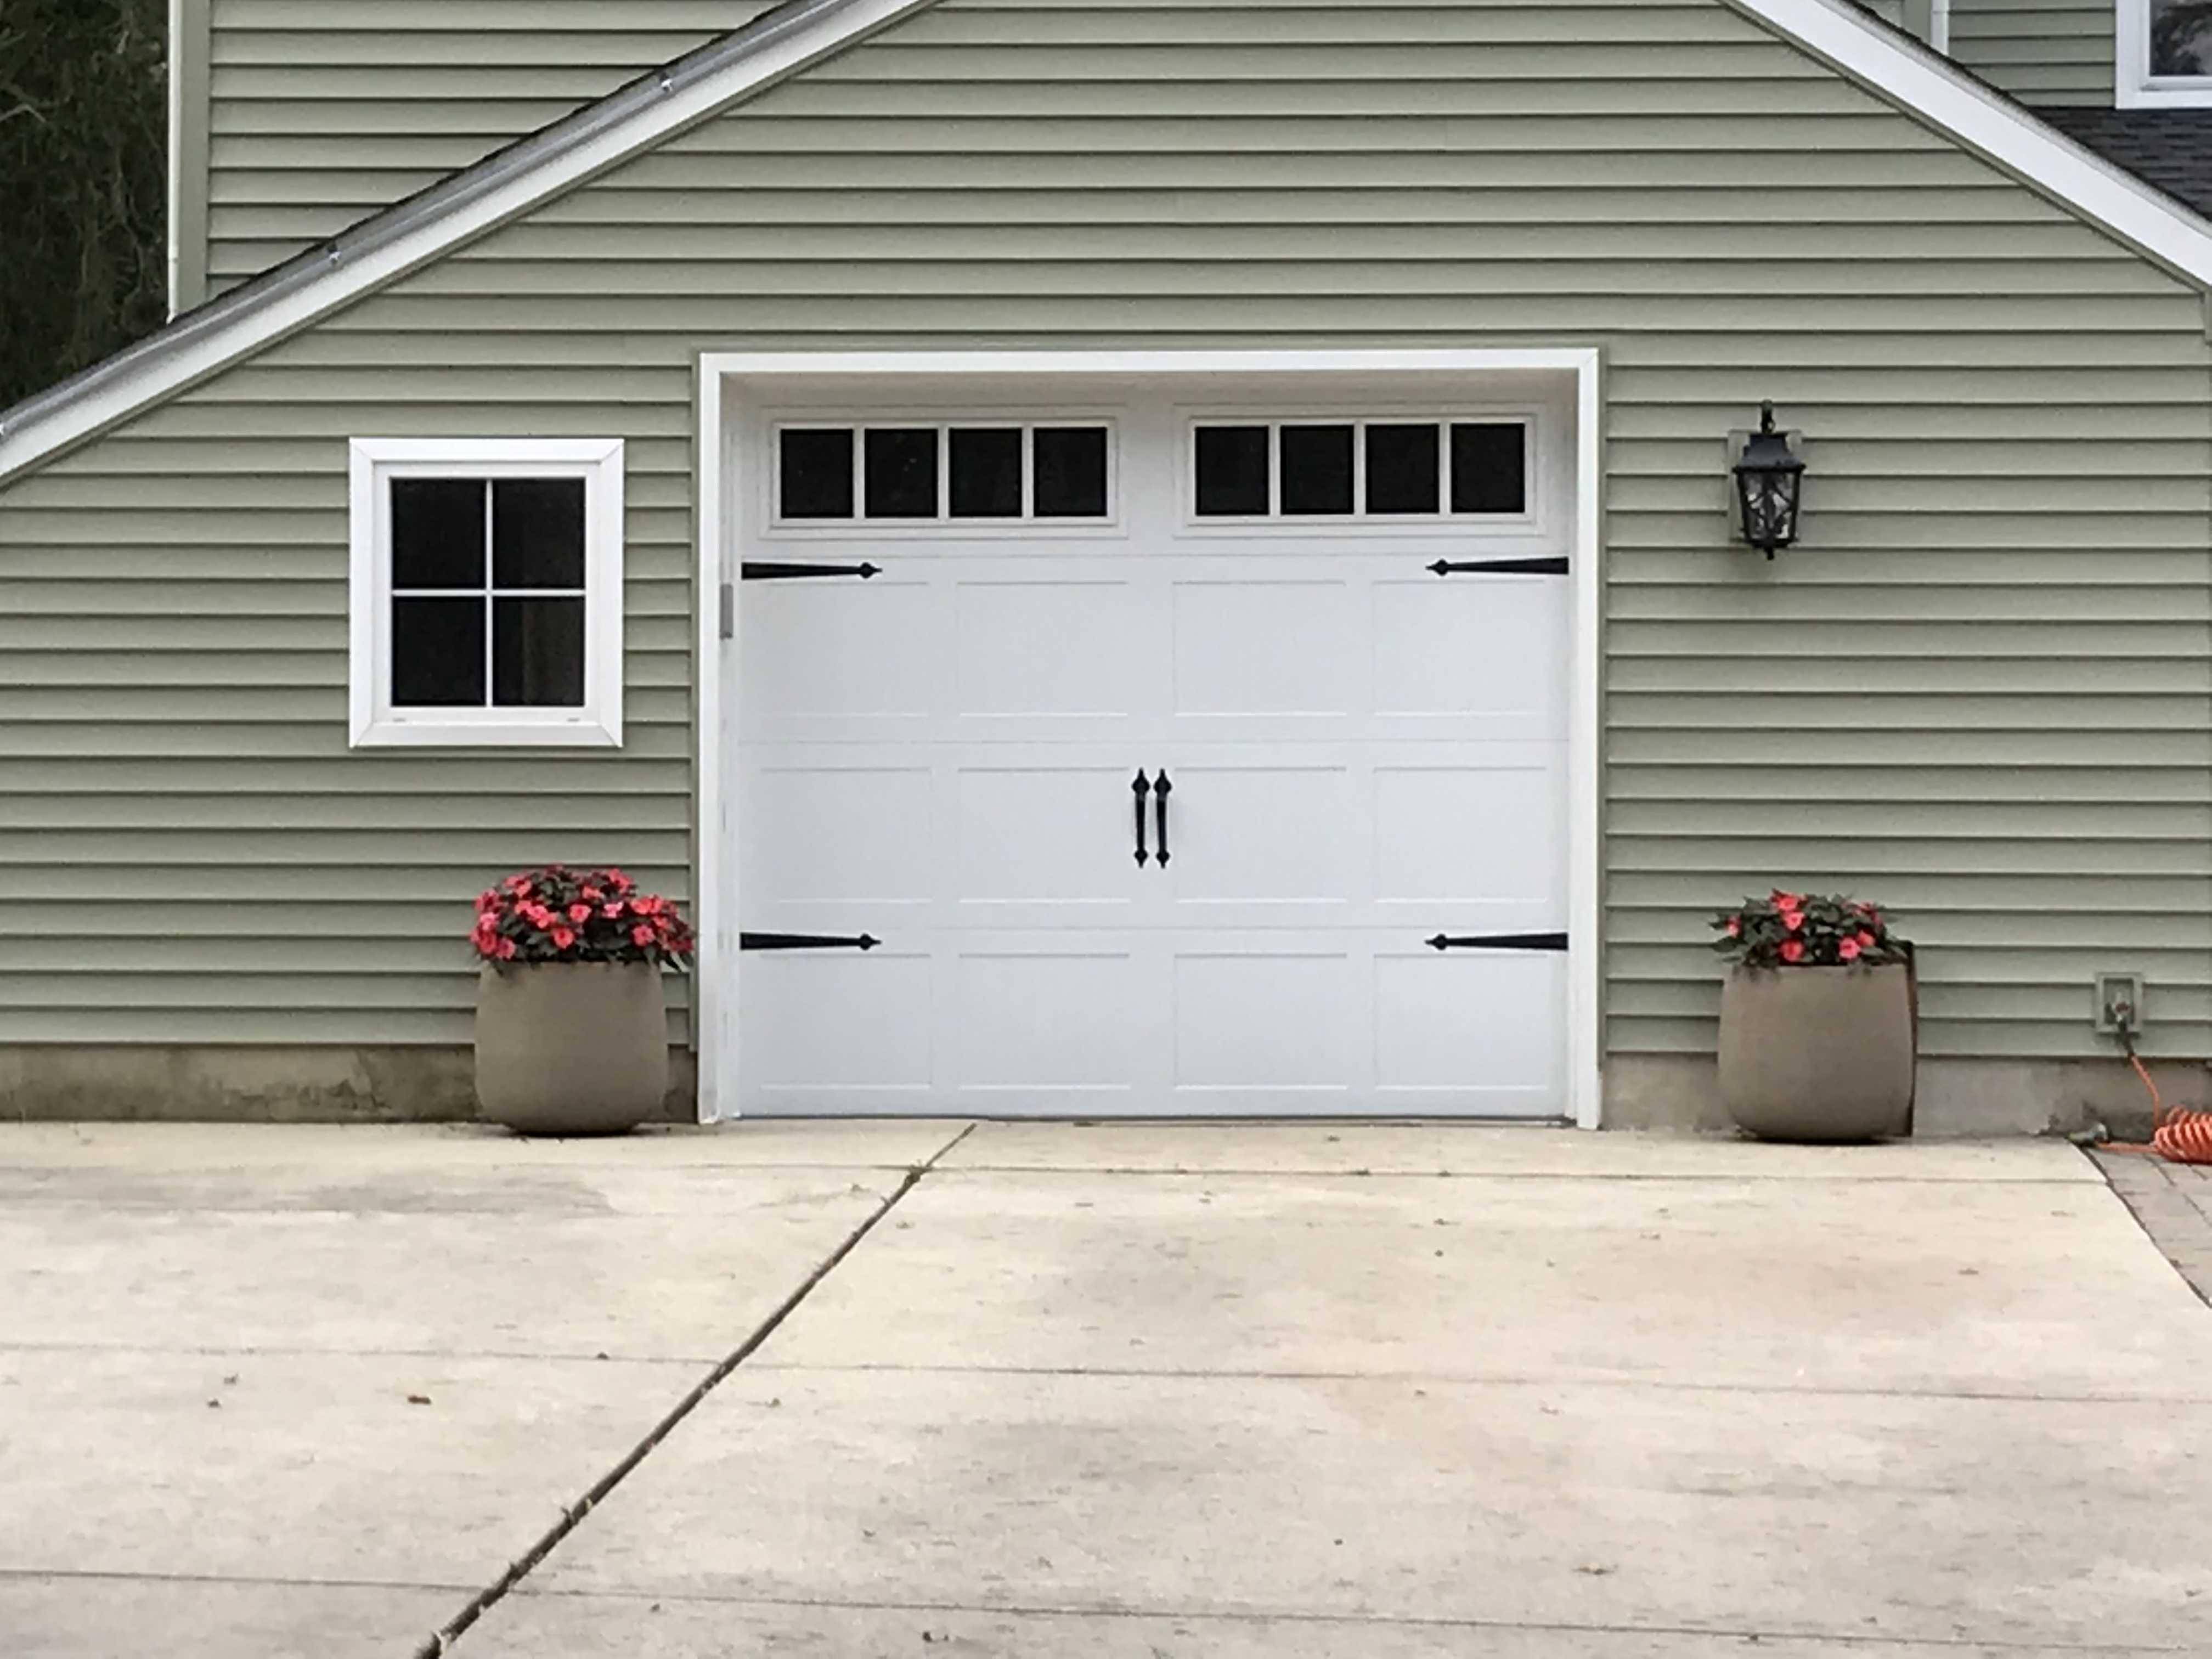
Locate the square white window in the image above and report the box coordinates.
[348,438,624,748]
[2120,0,2212,104]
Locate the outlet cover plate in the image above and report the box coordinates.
[2094,972,2146,1035]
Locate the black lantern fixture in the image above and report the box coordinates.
[1733,401,1805,558]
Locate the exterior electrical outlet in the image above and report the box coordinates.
[2094,974,2147,1036]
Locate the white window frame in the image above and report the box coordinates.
[347,437,625,748]
[2118,0,2212,107]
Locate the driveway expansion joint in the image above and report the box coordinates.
[413,1122,975,1658]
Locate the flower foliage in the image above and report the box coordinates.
[1709,890,1910,970]
[472,865,694,969]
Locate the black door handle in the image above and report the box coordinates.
[1153,770,1172,867]
[1132,771,1151,866]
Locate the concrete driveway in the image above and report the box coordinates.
[3,1122,2208,1657]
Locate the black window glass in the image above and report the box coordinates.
[392,597,486,707]
[949,428,1024,518]
[1451,423,1528,515]
[493,597,587,707]
[492,478,587,588]
[1194,425,1270,516]
[1279,424,1355,516]
[780,428,854,520]
[1033,426,1109,518]
[865,428,939,518]
[2152,0,2212,73]
[1365,424,1441,514]
[390,478,486,589]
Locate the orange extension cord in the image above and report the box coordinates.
[2101,1052,2212,1165]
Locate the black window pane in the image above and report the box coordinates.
[1194,425,1270,516]
[492,477,586,589]
[949,428,1023,518]
[391,596,486,707]
[492,597,586,708]
[780,428,854,520]
[1280,424,1355,516]
[1451,424,1528,515]
[390,478,486,589]
[1033,426,1109,518]
[865,428,939,518]
[1365,424,1441,514]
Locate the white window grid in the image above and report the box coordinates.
[768,417,1120,529]
[347,437,625,750]
[1184,414,1539,527]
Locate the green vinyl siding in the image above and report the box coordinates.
[197,0,775,297]
[4,0,2209,1062]
[1946,0,2114,106]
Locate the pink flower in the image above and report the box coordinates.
[1856,930,1877,949]
[494,938,517,961]
[1781,910,1805,932]
[566,902,592,925]
[1780,939,1806,965]
[549,926,577,951]
[631,924,654,948]
[602,902,624,919]
[1838,938,1862,962]
[1725,918,1741,938]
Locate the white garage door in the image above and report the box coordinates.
[727,381,1574,1118]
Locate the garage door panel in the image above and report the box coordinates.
[741,950,935,1103]
[954,945,1150,1098]
[1373,755,1567,911]
[955,578,1144,721]
[1170,579,1359,719]
[1164,762,1357,907]
[740,578,937,731]
[743,761,936,911]
[957,763,1146,913]
[1373,576,1567,733]
[1170,947,1359,1099]
[1374,949,1567,1110]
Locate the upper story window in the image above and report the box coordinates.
[2121,0,2212,105]
[347,438,625,748]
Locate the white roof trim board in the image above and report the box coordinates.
[5,0,2212,485]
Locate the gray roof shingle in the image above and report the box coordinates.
[2041,108,2212,219]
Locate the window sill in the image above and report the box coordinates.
[350,713,624,750]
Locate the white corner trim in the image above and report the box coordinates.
[691,347,1607,1129]
[347,436,627,750]
[165,0,183,319]
[1737,0,2212,283]
[693,360,730,1121]
[1928,0,1950,54]
[0,0,939,484]
[2115,0,2212,106]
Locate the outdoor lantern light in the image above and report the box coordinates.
[1732,401,1805,558]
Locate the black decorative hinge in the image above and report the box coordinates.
[1426,932,1569,952]
[1428,557,1570,577]
[742,561,883,582]
[740,932,882,952]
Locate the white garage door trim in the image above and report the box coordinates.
[693,347,1603,1128]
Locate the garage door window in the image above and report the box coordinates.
[1192,417,1530,521]
[347,437,625,749]
[775,422,1113,524]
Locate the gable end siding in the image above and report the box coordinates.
[3,0,2208,1067]
[199,0,776,297]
